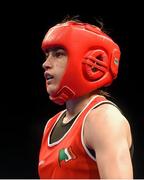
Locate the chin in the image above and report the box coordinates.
[46,85,58,96]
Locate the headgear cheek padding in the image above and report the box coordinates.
[42,21,121,105]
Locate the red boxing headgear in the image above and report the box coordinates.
[42,21,121,105]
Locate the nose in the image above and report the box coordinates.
[42,56,52,70]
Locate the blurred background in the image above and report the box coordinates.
[0,1,143,178]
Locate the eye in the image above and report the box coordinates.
[45,52,49,59]
[53,49,66,58]
[44,48,50,59]
[44,47,67,59]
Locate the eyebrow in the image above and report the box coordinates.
[45,46,65,53]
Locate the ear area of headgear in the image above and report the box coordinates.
[82,49,109,81]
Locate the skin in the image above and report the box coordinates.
[42,47,133,179]
[42,46,68,96]
[84,103,133,179]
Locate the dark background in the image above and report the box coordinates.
[1,1,143,179]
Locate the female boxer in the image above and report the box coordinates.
[38,20,133,179]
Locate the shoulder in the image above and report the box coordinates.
[86,102,129,129]
[84,103,132,149]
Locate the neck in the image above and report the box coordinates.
[65,93,97,120]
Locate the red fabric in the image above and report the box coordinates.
[38,96,107,179]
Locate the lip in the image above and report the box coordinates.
[46,79,53,85]
[44,71,54,84]
[44,71,53,79]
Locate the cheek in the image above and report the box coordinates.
[56,62,67,76]
[55,71,65,85]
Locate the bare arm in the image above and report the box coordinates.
[84,104,133,179]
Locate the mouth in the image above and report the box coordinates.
[44,72,54,83]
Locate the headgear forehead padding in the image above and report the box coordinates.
[42,21,121,105]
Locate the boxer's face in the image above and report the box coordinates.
[42,46,68,96]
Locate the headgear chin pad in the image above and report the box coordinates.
[42,21,121,105]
